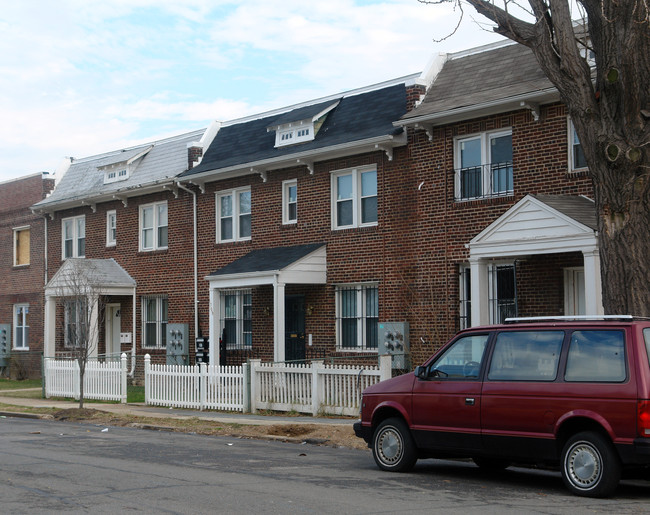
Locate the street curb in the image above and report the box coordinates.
[0,410,51,420]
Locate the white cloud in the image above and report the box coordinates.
[0,0,505,181]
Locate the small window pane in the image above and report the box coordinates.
[488,331,563,381]
[239,214,251,238]
[239,191,251,215]
[460,138,481,167]
[158,226,168,248]
[337,199,353,227]
[221,219,233,240]
[565,330,626,382]
[361,171,377,197]
[220,195,232,217]
[337,175,352,200]
[431,334,489,379]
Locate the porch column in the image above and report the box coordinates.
[273,280,286,362]
[44,294,56,358]
[89,295,99,358]
[583,249,604,315]
[209,287,219,366]
[469,257,490,326]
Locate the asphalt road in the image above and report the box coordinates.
[1,417,649,514]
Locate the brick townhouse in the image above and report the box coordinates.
[398,41,598,364]
[28,40,603,373]
[31,130,205,376]
[0,173,55,377]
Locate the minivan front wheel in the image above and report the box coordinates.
[561,431,621,497]
[372,418,417,472]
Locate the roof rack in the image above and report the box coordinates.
[504,315,635,323]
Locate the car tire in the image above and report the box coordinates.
[372,417,417,472]
[472,457,511,471]
[561,431,621,497]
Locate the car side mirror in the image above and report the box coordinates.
[414,366,427,379]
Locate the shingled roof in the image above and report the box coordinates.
[400,42,557,125]
[32,129,205,212]
[181,79,414,180]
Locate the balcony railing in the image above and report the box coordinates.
[456,162,513,201]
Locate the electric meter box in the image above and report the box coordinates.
[0,324,11,368]
[378,321,409,369]
[166,323,189,366]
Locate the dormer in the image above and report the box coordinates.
[267,99,340,148]
[100,145,153,184]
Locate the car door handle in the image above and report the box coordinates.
[465,398,475,406]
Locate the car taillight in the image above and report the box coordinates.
[638,401,650,437]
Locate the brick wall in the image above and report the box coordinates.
[0,173,55,377]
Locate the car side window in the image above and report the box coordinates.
[488,331,564,381]
[565,330,626,382]
[428,334,489,379]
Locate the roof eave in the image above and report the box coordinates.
[396,89,560,128]
[183,133,407,185]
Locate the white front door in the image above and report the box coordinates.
[106,304,121,358]
[564,268,586,316]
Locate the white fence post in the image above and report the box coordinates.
[74,359,80,401]
[242,362,251,413]
[311,360,324,416]
[199,362,207,411]
[120,353,127,404]
[379,354,392,381]
[144,354,151,405]
[249,359,262,413]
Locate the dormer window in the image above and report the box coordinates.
[101,145,153,185]
[269,99,339,148]
[104,165,129,184]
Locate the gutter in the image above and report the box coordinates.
[176,182,199,343]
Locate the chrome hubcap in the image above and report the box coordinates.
[567,442,601,489]
[378,428,402,464]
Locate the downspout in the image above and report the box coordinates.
[176,182,199,342]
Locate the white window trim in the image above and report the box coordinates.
[13,225,30,267]
[61,215,85,259]
[568,118,588,172]
[454,129,513,200]
[139,201,168,251]
[13,303,29,350]
[330,165,378,230]
[142,296,168,349]
[335,283,379,353]
[106,210,116,247]
[282,179,298,225]
[216,187,251,243]
[275,123,314,147]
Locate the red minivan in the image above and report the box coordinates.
[354,317,650,497]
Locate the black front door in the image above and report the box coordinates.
[285,295,306,362]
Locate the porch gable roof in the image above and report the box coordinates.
[207,244,326,289]
[45,258,136,297]
[468,194,598,259]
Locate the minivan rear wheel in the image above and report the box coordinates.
[372,418,417,472]
[561,431,621,497]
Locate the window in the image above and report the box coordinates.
[217,188,251,242]
[455,130,513,200]
[283,180,297,224]
[336,284,378,351]
[142,296,168,348]
[13,304,29,350]
[13,226,30,266]
[140,202,168,251]
[569,120,588,171]
[488,263,517,324]
[426,334,489,379]
[459,265,471,330]
[332,166,377,229]
[106,211,116,247]
[565,330,626,382]
[64,298,87,348]
[488,331,564,381]
[62,216,85,259]
[276,124,314,147]
[219,290,252,348]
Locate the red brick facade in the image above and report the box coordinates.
[0,173,55,377]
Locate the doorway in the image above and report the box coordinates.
[285,295,305,362]
[105,303,121,359]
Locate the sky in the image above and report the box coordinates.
[0,0,507,183]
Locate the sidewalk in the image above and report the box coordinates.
[0,390,355,427]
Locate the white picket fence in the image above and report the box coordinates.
[250,358,390,416]
[144,354,246,411]
[43,353,392,416]
[44,353,127,403]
